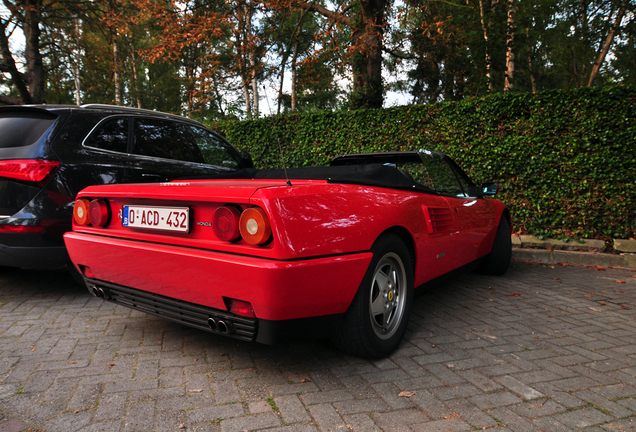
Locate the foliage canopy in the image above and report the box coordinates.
[215,85,636,240]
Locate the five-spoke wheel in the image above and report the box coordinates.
[334,233,414,359]
[369,252,407,340]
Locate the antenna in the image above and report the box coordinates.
[262,85,292,186]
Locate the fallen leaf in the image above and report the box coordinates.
[109,363,115,367]
[398,391,416,398]
[69,361,77,364]
[74,410,79,414]
[600,302,607,305]
[584,295,592,297]
[614,280,626,284]
[505,293,522,297]
[301,379,310,383]
[589,307,603,312]
[179,423,186,429]
[621,306,630,310]
[589,265,606,271]
[188,389,203,393]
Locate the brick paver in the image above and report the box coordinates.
[1,260,635,431]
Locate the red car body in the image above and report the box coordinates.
[64,151,511,358]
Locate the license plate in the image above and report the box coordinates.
[122,205,189,233]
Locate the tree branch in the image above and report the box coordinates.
[0,21,33,103]
[0,94,24,105]
[382,47,416,60]
[300,2,353,27]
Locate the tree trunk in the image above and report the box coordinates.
[525,28,536,93]
[291,39,299,112]
[478,0,493,91]
[131,37,141,108]
[73,18,82,105]
[0,20,32,104]
[503,0,516,92]
[241,62,252,118]
[587,0,627,87]
[302,0,386,109]
[23,0,45,103]
[350,0,385,109]
[250,55,259,116]
[277,51,288,114]
[245,5,259,117]
[112,31,122,105]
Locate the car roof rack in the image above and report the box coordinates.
[80,104,184,118]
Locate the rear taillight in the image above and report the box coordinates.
[212,205,241,242]
[73,198,111,227]
[0,159,60,183]
[73,199,91,226]
[239,207,271,245]
[0,225,45,233]
[89,199,111,227]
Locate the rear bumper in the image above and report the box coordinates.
[64,232,372,340]
[83,278,346,344]
[0,242,68,269]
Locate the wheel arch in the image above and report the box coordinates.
[377,226,416,275]
[501,208,512,233]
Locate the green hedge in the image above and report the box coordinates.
[214,86,636,241]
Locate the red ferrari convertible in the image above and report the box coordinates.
[64,151,511,358]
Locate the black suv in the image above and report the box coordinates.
[0,104,252,269]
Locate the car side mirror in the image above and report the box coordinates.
[240,150,254,169]
[482,183,499,196]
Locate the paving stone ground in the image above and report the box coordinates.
[1,260,635,432]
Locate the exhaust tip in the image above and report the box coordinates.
[207,317,218,331]
[217,320,235,334]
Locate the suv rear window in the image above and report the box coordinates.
[0,113,57,149]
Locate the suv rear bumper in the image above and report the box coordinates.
[0,243,68,268]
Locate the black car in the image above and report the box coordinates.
[0,104,252,269]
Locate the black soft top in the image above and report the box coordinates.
[180,161,435,193]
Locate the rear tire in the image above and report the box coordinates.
[477,216,512,276]
[333,234,414,359]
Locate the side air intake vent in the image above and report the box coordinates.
[422,206,454,234]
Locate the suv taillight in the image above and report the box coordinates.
[0,159,60,183]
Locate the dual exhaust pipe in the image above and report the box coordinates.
[88,283,235,335]
[89,284,110,300]
[208,317,235,334]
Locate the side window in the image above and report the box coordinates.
[85,117,129,153]
[132,119,198,162]
[419,153,467,197]
[188,126,240,168]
